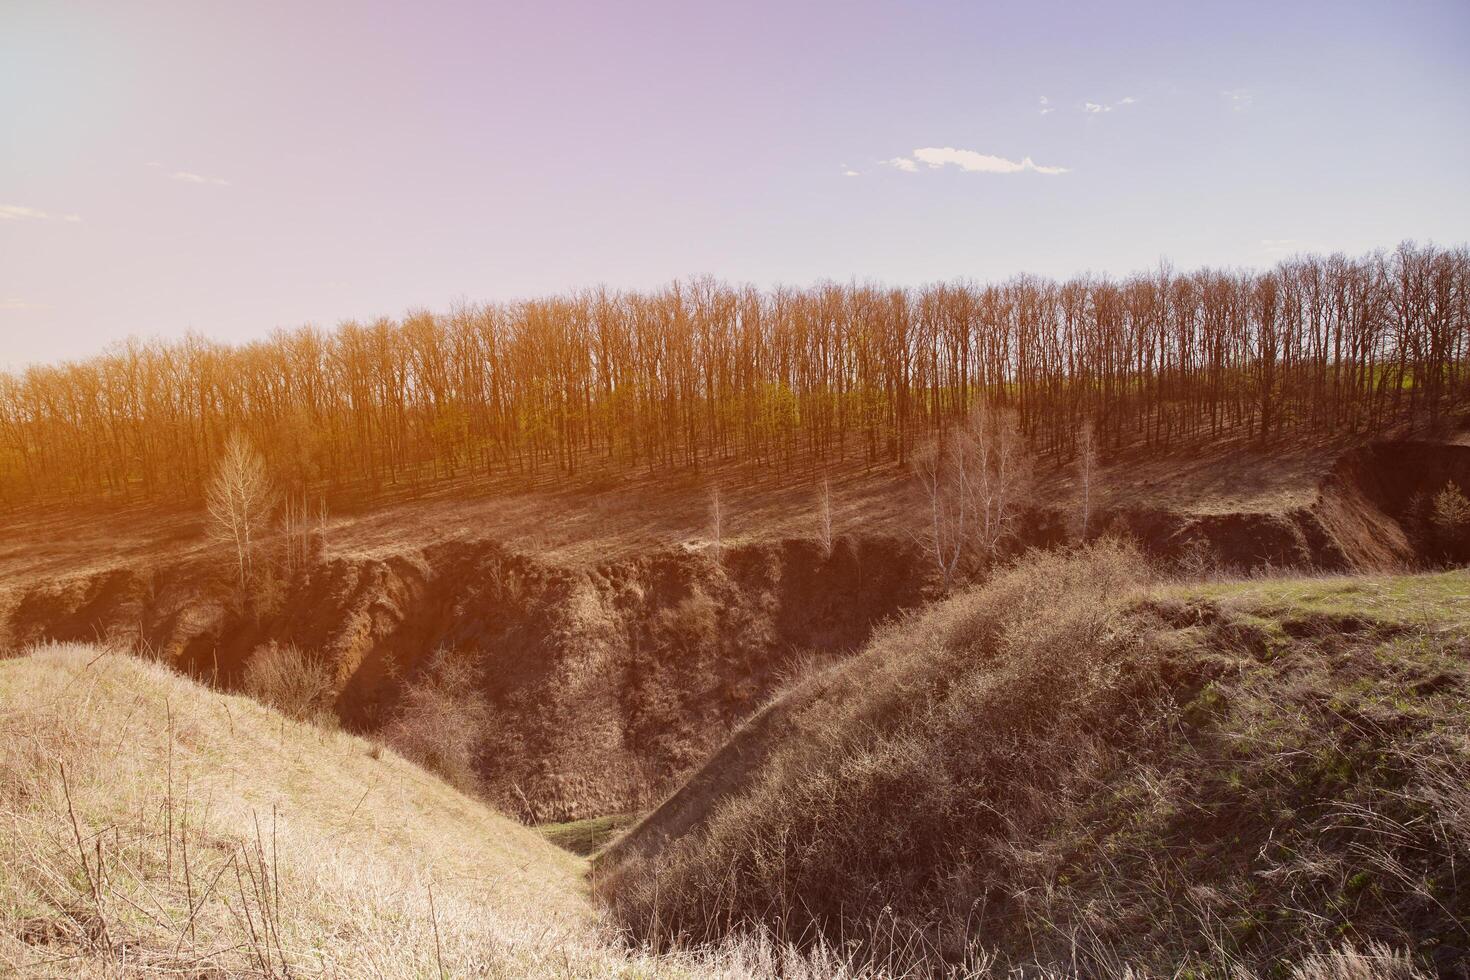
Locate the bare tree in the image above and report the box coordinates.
[207,431,276,593]
[1076,419,1098,541]
[915,407,1032,588]
[816,476,835,558]
[915,438,968,588]
[965,407,1032,563]
[281,491,330,577]
[709,485,724,561]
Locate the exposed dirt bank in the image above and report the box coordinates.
[1,535,933,821]
[2,439,1465,820]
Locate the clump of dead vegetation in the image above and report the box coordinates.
[241,641,337,724]
[597,542,1469,976]
[381,648,492,793]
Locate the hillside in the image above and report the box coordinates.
[2,435,1467,826]
[597,546,1470,976]
[0,644,628,976]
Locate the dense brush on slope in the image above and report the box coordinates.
[597,544,1470,976]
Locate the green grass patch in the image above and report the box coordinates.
[1157,568,1470,630]
[539,812,642,856]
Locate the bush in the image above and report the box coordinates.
[1429,481,1470,561]
[241,642,336,724]
[382,649,491,794]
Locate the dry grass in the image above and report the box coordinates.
[0,642,626,977]
[0,430,1353,590]
[598,545,1468,976]
[0,643,1108,979]
[0,628,1448,977]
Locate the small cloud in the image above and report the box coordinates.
[0,204,82,223]
[1224,89,1254,111]
[1039,96,1054,116]
[909,146,1070,176]
[1083,97,1138,114]
[883,157,919,173]
[0,297,49,311]
[170,170,230,186]
[843,169,861,177]
[1261,238,1298,255]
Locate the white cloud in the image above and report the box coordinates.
[1224,88,1254,111]
[1261,238,1299,255]
[170,170,230,186]
[843,169,861,177]
[1083,96,1138,114]
[0,204,82,223]
[909,146,1070,176]
[1039,95,1054,116]
[884,157,919,172]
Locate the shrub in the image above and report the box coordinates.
[1429,481,1470,560]
[382,649,491,794]
[241,642,336,724]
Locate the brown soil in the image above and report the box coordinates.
[2,437,1466,820]
[1,533,933,821]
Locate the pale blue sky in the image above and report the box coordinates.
[2,0,1468,367]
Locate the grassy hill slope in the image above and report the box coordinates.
[0,644,672,977]
[598,547,1470,976]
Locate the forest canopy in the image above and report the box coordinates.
[1,241,1465,508]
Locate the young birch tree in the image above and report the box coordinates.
[207,431,276,593]
[1076,419,1098,541]
[709,485,724,562]
[916,407,1032,588]
[816,476,835,558]
[966,407,1032,563]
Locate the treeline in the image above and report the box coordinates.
[1,242,1466,508]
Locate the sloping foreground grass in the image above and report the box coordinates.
[0,643,611,976]
[1,644,913,979]
[598,545,1470,977]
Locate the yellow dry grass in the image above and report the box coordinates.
[0,643,622,976]
[0,643,1008,979]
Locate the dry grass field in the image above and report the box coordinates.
[0,434,1356,585]
[0,643,932,979]
[3,637,1451,979]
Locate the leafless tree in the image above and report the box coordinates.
[964,407,1032,562]
[207,431,276,592]
[915,437,967,588]
[916,407,1032,588]
[1,243,1462,507]
[816,477,835,558]
[709,485,724,561]
[1076,419,1098,541]
[281,491,330,577]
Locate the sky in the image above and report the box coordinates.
[2,0,1468,369]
